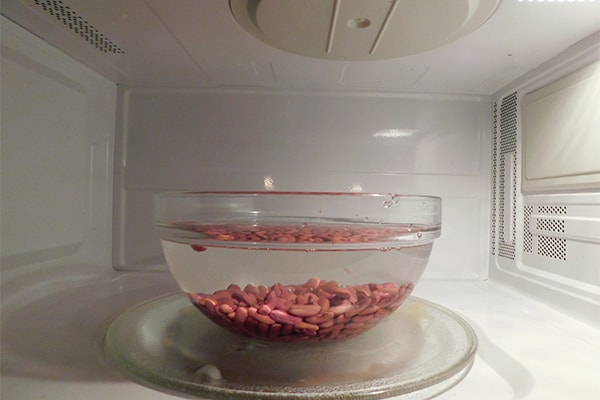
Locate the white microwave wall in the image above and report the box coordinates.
[490,34,600,325]
[1,17,116,270]
[113,89,491,279]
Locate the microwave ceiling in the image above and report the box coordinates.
[2,0,600,95]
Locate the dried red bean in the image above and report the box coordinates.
[357,304,380,316]
[244,283,259,296]
[272,283,283,297]
[212,290,231,301]
[327,330,342,340]
[258,304,272,315]
[264,291,277,309]
[219,304,234,314]
[294,321,319,331]
[351,314,375,323]
[258,285,269,299]
[270,309,303,325]
[318,325,343,336]
[234,306,248,323]
[300,328,318,337]
[288,304,321,317]
[356,286,372,298]
[317,297,330,313]
[304,277,320,289]
[344,297,372,318]
[329,301,354,315]
[274,297,291,311]
[333,287,352,298]
[295,293,309,305]
[305,311,335,324]
[305,293,320,305]
[343,321,365,330]
[249,307,275,325]
[318,319,335,329]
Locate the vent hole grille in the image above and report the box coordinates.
[33,0,125,54]
[499,92,518,154]
[538,236,567,261]
[491,102,498,256]
[539,205,567,215]
[497,92,518,260]
[536,218,565,233]
[524,206,533,253]
[523,205,568,262]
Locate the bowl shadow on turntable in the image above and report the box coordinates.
[152,302,426,388]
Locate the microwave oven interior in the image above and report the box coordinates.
[1,1,600,400]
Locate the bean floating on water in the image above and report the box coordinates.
[182,223,421,247]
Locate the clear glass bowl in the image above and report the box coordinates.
[153,192,441,343]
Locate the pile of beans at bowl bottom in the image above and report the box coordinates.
[188,277,414,343]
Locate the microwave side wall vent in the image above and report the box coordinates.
[523,206,533,254]
[491,102,498,257]
[30,0,125,54]
[524,205,568,262]
[496,91,518,261]
[491,37,600,326]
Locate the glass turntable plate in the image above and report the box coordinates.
[104,293,477,400]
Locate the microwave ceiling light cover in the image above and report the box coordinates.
[229,0,503,60]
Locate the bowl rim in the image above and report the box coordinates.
[154,191,441,201]
[153,191,441,250]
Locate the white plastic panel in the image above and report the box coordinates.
[2,45,88,257]
[522,60,600,192]
[114,89,491,280]
[0,17,116,268]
